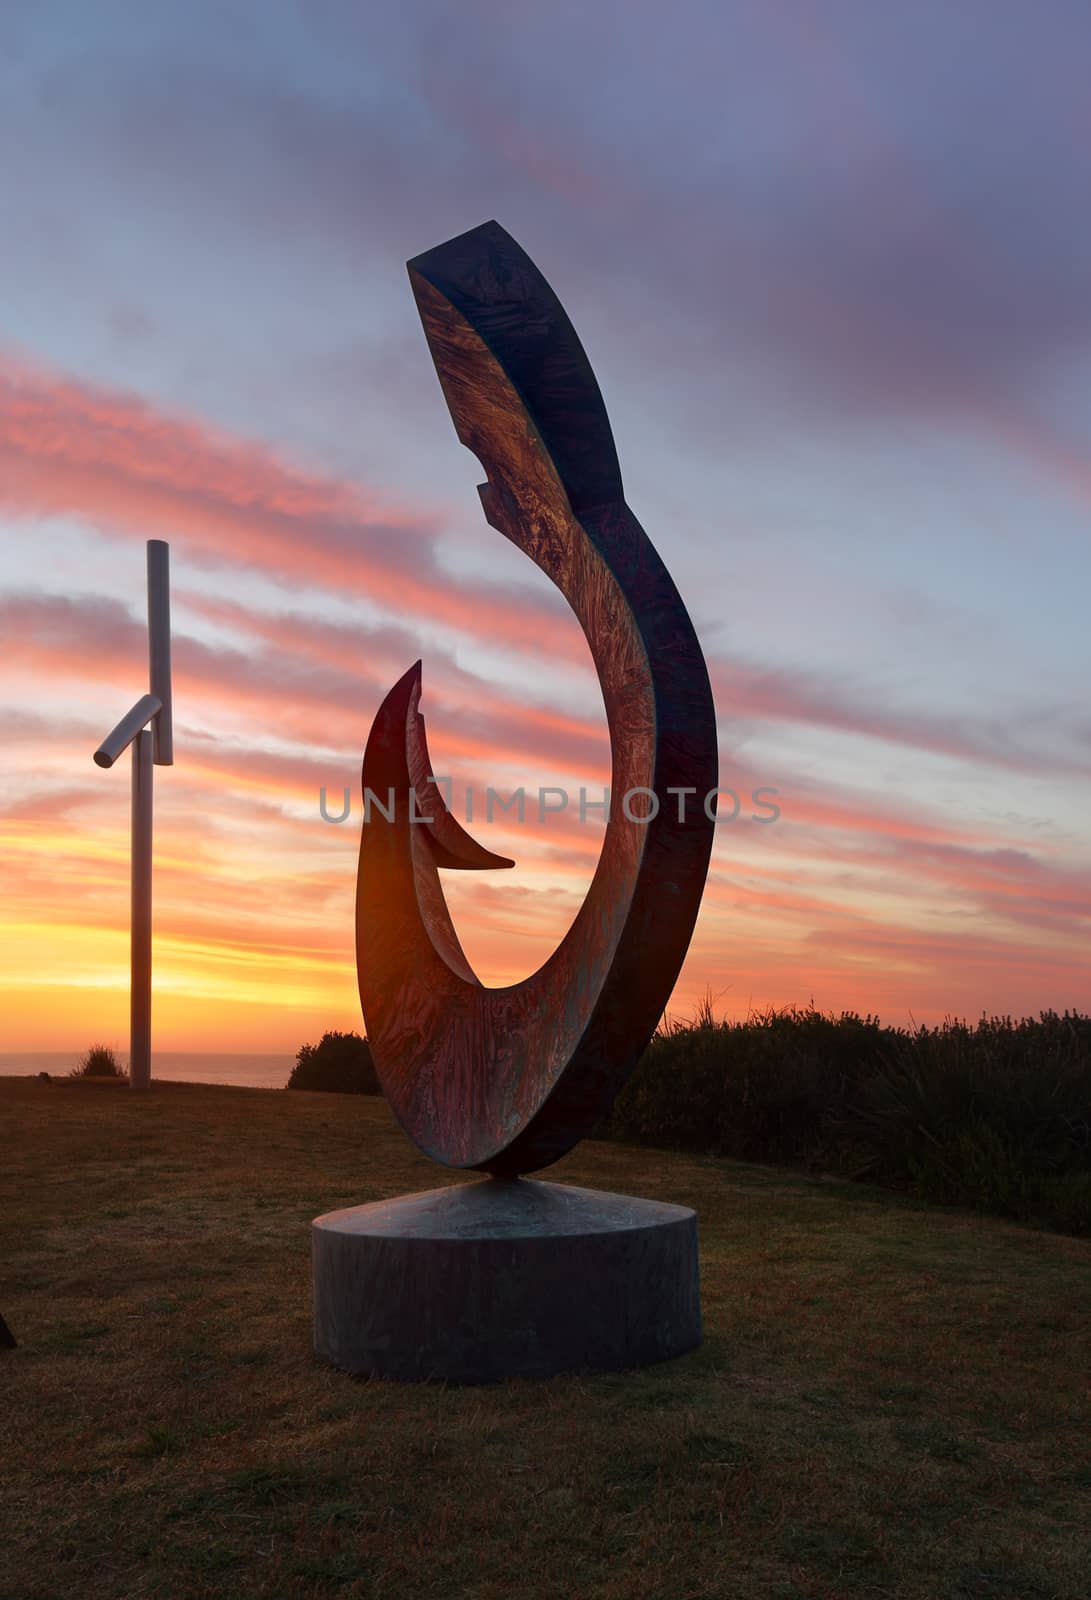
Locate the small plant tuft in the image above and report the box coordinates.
[70,1044,125,1079]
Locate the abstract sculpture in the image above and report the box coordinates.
[312,222,717,1381]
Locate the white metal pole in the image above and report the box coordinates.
[148,540,173,766]
[130,729,153,1091]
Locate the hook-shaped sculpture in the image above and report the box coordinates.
[356,221,717,1175]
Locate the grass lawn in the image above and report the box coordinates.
[1,1076,1089,1600]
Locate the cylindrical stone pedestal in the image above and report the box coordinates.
[312,1177,700,1383]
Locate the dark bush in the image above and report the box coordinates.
[604,1000,897,1167]
[69,1044,125,1079]
[841,1010,1091,1228]
[601,1002,1091,1236]
[287,1030,381,1094]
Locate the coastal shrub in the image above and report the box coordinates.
[604,1001,897,1166]
[287,1031,380,1095]
[602,1003,1091,1236]
[843,1010,1091,1227]
[70,1044,125,1079]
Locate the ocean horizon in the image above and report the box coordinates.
[0,1052,295,1090]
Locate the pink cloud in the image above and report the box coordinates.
[0,353,574,657]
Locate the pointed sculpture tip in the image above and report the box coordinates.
[407,220,512,277]
[391,659,422,691]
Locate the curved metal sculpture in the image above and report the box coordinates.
[356,221,717,1176]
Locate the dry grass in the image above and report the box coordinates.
[1,1075,1089,1600]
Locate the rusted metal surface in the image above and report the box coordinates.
[356,220,717,1175]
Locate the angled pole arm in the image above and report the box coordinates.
[93,693,163,769]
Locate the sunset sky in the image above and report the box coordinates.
[2,0,1089,1054]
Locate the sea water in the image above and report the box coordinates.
[0,1052,294,1089]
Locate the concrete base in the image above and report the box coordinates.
[312,1177,700,1383]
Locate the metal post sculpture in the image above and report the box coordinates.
[313,222,718,1382]
[93,540,173,1092]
